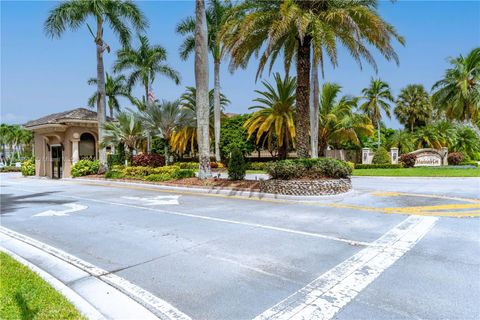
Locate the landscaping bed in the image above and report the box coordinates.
[0,252,85,320]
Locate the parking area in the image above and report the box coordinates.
[1,173,479,319]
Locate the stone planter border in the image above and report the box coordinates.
[259,178,352,196]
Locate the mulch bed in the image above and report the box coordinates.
[77,175,261,192]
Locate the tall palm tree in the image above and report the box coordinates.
[171,87,229,155]
[114,34,180,101]
[140,100,183,165]
[195,0,211,179]
[360,79,394,147]
[87,73,131,118]
[221,0,404,158]
[432,47,480,123]
[101,112,145,161]
[45,0,147,170]
[310,63,320,158]
[386,129,415,154]
[317,83,373,155]
[176,0,233,162]
[244,73,296,159]
[394,84,432,132]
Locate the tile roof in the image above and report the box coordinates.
[24,108,108,127]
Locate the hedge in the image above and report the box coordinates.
[0,166,21,173]
[106,165,195,181]
[265,158,352,180]
[355,164,403,169]
[71,160,100,177]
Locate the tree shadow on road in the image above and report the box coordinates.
[0,191,72,215]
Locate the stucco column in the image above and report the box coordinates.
[72,139,80,164]
[362,148,370,164]
[390,147,399,164]
[441,147,448,166]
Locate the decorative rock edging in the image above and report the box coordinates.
[260,178,352,196]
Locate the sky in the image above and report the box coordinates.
[1,0,479,129]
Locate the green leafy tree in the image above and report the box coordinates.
[114,34,180,102]
[244,73,296,159]
[176,0,233,162]
[45,0,148,169]
[360,79,394,147]
[395,84,432,132]
[101,112,146,162]
[87,73,131,118]
[317,83,374,156]
[139,100,183,164]
[432,48,480,123]
[221,0,403,158]
[228,147,246,180]
[219,114,255,161]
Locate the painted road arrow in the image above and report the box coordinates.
[34,203,88,217]
[122,195,180,206]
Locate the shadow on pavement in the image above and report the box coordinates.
[0,191,72,214]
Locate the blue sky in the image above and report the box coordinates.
[1,0,479,128]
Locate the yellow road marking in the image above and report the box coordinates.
[78,181,479,218]
[371,191,480,204]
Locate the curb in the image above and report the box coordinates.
[68,177,355,202]
[0,226,191,320]
[0,247,105,320]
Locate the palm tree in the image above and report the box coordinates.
[317,83,373,155]
[195,0,211,179]
[88,73,131,118]
[45,0,147,170]
[432,48,480,123]
[244,73,296,159]
[395,84,432,132]
[114,34,180,101]
[171,87,229,155]
[360,79,394,147]
[176,0,233,162]
[140,100,183,165]
[101,112,145,162]
[451,125,480,158]
[386,129,415,154]
[221,0,404,158]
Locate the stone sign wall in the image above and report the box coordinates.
[410,148,448,166]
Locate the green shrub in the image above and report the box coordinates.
[175,162,198,169]
[145,173,173,182]
[265,158,352,180]
[459,161,479,167]
[346,162,355,171]
[175,169,195,179]
[372,147,391,164]
[21,159,35,176]
[355,164,403,169]
[107,153,125,167]
[246,162,269,171]
[228,148,246,180]
[71,160,100,177]
[0,166,21,173]
[105,170,125,179]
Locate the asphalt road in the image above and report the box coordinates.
[1,173,479,319]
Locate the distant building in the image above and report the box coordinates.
[24,108,104,178]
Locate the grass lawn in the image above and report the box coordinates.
[352,167,480,177]
[0,252,85,320]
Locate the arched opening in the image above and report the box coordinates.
[79,132,96,160]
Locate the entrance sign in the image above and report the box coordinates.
[409,148,448,167]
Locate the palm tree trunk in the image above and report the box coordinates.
[213,58,221,162]
[195,0,211,179]
[310,61,319,158]
[164,140,169,165]
[295,36,311,158]
[96,16,107,172]
[377,120,381,147]
[109,98,114,119]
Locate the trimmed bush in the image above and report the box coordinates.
[145,173,173,182]
[0,166,21,173]
[71,160,100,177]
[399,154,417,168]
[105,170,125,179]
[131,153,165,167]
[246,162,269,171]
[265,158,352,180]
[372,147,391,164]
[448,152,464,165]
[458,161,479,167]
[175,169,195,179]
[21,159,35,176]
[175,162,198,169]
[355,164,403,169]
[228,148,246,180]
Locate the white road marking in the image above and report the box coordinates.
[33,203,88,217]
[254,215,437,320]
[0,226,192,320]
[5,185,372,247]
[122,195,180,205]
